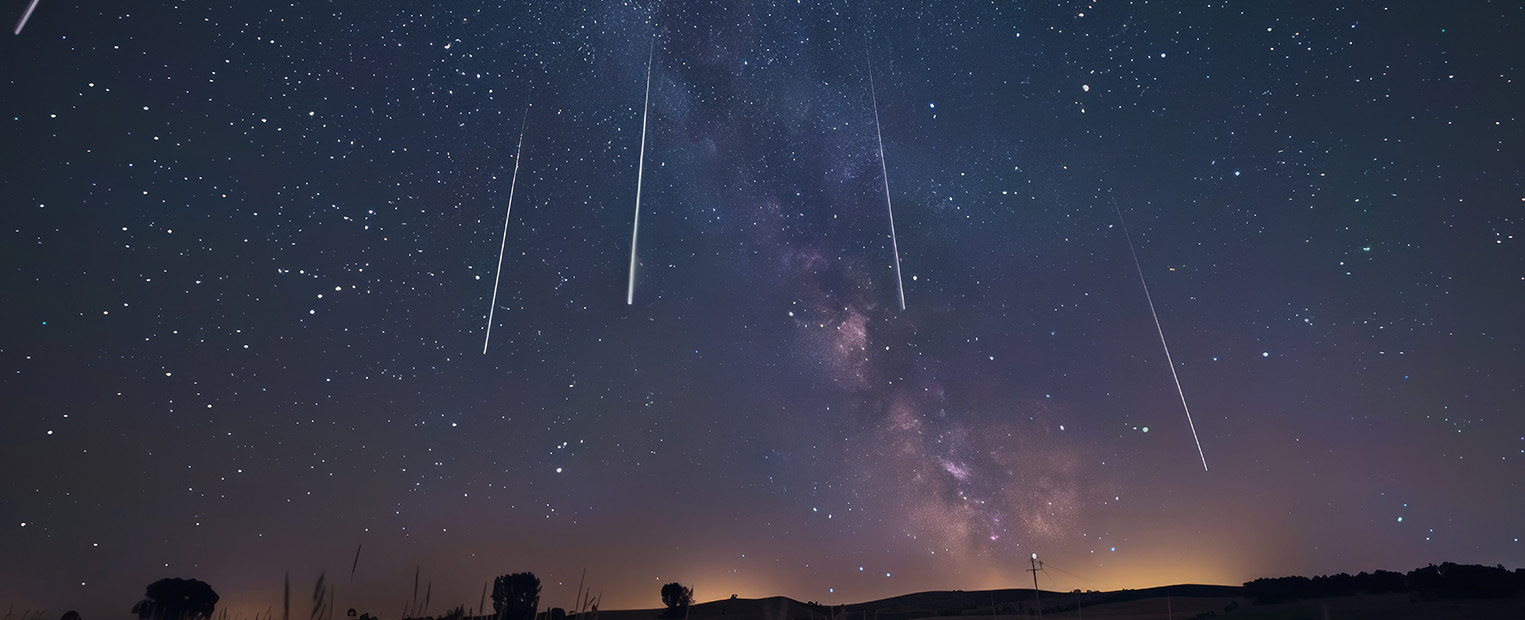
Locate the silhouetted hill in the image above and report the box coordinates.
[557,585,1243,620]
[444,562,1525,620]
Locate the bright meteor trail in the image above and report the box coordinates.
[866,44,906,311]
[13,0,40,34]
[627,39,654,306]
[482,103,530,355]
[1115,202,1209,471]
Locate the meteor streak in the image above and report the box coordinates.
[13,0,40,35]
[866,44,906,311]
[1114,202,1209,471]
[627,38,654,305]
[482,103,530,354]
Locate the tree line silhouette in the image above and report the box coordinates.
[1244,562,1525,603]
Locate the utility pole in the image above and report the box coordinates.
[1026,554,1043,620]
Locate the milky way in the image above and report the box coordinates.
[3,2,1522,618]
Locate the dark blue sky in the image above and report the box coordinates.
[3,1,1521,617]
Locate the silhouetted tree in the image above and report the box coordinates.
[60,612,81,620]
[131,578,219,620]
[660,583,693,618]
[492,572,541,620]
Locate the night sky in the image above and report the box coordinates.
[3,1,1523,617]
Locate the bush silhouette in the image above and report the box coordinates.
[493,572,542,620]
[131,578,219,620]
[660,583,693,618]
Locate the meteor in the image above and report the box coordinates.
[1115,202,1209,471]
[13,0,40,35]
[482,103,530,354]
[866,43,906,311]
[627,38,654,305]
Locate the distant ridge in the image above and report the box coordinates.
[439,562,1525,620]
[557,585,1243,620]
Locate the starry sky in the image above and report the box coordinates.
[3,0,1522,617]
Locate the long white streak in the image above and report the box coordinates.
[866,46,906,311]
[627,39,654,305]
[13,0,40,35]
[483,105,530,354]
[1115,203,1208,471]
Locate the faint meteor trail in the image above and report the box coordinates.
[482,103,530,355]
[13,0,40,34]
[866,43,906,311]
[1114,202,1209,471]
[627,39,655,305]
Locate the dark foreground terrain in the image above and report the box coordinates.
[577,585,1525,620]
